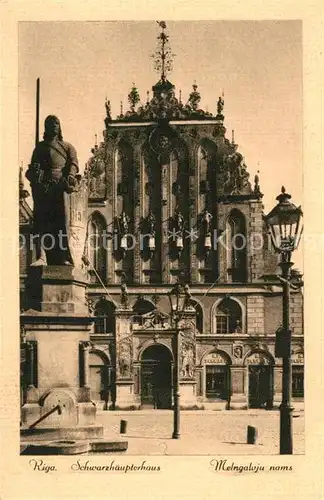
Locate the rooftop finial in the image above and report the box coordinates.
[105,97,111,121]
[232,129,235,144]
[95,134,98,147]
[179,89,182,104]
[217,94,225,117]
[128,83,140,112]
[153,21,174,82]
[146,90,150,105]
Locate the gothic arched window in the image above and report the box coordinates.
[215,298,242,334]
[88,213,107,281]
[94,300,116,334]
[197,140,217,200]
[226,209,247,283]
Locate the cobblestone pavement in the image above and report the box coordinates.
[95,409,305,456]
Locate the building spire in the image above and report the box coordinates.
[153,21,174,82]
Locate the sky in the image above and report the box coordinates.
[18,20,303,265]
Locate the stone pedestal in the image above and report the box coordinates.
[230,366,247,409]
[179,380,198,408]
[21,265,103,439]
[115,381,138,409]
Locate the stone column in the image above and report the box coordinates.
[79,341,90,388]
[27,341,37,388]
[26,341,38,404]
[230,365,247,409]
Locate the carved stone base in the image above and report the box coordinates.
[115,381,139,409]
[25,265,88,314]
[179,381,198,408]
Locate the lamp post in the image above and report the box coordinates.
[264,186,303,455]
[168,282,191,439]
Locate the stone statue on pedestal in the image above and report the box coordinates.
[26,115,83,267]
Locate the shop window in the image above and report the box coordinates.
[215,298,242,334]
[292,365,304,397]
[94,300,115,334]
[206,365,229,400]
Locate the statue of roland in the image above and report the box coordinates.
[26,115,79,266]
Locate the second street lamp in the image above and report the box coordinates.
[264,186,303,455]
[168,282,192,439]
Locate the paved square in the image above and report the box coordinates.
[95,409,304,455]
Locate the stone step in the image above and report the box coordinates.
[21,425,104,442]
[20,438,128,455]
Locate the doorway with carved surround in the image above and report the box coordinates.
[140,344,172,409]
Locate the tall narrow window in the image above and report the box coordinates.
[189,300,203,333]
[88,213,107,281]
[215,298,242,334]
[227,209,247,282]
[94,300,115,334]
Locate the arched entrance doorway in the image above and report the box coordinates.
[89,351,111,409]
[141,344,172,409]
[246,352,273,409]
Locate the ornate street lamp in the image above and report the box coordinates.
[264,186,303,455]
[168,282,191,439]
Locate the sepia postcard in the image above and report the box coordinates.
[1,2,323,499]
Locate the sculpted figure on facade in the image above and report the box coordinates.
[181,339,195,378]
[217,95,225,115]
[26,115,81,266]
[174,210,185,235]
[118,341,132,377]
[147,210,156,236]
[200,209,213,235]
[222,152,251,195]
[118,211,130,235]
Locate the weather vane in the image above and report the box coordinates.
[152,21,175,82]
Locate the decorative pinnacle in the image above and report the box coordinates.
[153,21,174,81]
[254,170,260,192]
[95,134,98,147]
[276,186,292,203]
[232,130,235,144]
[105,97,111,120]
[128,83,140,112]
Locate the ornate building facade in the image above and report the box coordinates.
[20,23,304,411]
